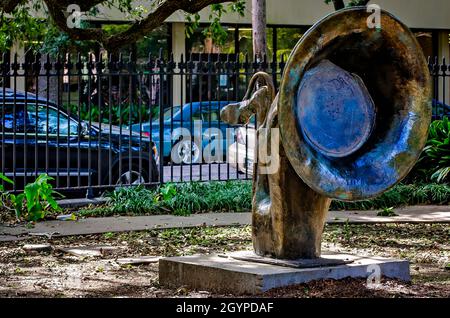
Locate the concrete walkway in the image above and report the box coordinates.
[1,205,449,242]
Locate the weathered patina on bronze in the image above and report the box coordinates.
[280,7,432,201]
[220,7,431,260]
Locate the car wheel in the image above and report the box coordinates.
[171,140,201,164]
[114,167,147,191]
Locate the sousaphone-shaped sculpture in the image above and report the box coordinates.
[221,7,431,260]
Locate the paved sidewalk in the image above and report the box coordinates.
[1,205,449,242]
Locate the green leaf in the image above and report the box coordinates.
[10,193,25,219]
[45,195,61,211]
[0,172,14,184]
[24,183,39,212]
[0,173,14,185]
[28,206,45,222]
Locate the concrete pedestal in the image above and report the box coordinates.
[159,251,410,295]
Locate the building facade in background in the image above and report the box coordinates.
[85,0,450,61]
[7,0,450,105]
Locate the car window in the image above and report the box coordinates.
[192,109,202,121]
[0,104,26,133]
[27,105,79,136]
[202,109,220,122]
[180,105,201,121]
[163,106,181,121]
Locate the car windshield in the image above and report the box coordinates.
[156,105,197,122]
[0,103,79,135]
[162,106,181,121]
[154,101,235,123]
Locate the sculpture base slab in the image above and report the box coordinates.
[159,251,410,295]
[227,251,354,268]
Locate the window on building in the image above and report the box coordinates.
[236,27,273,59]
[101,23,170,61]
[187,26,235,54]
[414,31,434,59]
[186,26,236,102]
[136,25,170,62]
[237,28,252,57]
[274,27,305,60]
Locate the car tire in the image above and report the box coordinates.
[171,140,201,165]
[113,164,149,189]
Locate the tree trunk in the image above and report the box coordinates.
[252,0,267,62]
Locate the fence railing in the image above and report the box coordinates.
[429,57,450,120]
[0,52,448,197]
[0,52,286,197]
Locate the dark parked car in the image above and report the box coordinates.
[0,89,159,193]
[131,101,237,164]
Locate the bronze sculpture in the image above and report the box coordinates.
[221,7,431,260]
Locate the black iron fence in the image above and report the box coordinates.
[0,52,448,197]
[0,52,285,197]
[429,57,450,120]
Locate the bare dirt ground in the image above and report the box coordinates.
[0,223,449,298]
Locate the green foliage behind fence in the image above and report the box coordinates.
[79,181,450,217]
[408,117,450,184]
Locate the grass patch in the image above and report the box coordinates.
[331,183,450,211]
[78,181,450,217]
[79,181,252,217]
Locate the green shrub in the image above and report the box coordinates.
[160,183,177,201]
[66,102,159,126]
[0,173,62,221]
[165,181,252,214]
[331,183,450,211]
[101,185,160,215]
[0,173,15,220]
[0,173,13,194]
[408,117,450,183]
[80,180,449,217]
[80,181,252,217]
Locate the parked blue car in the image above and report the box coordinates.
[131,101,237,164]
[432,99,450,120]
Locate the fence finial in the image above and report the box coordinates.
[44,53,52,74]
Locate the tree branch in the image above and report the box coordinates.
[0,0,23,13]
[42,0,239,51]
[44,0,107,43]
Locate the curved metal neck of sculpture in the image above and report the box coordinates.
[222,72,331,259]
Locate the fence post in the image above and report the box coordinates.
[85,53,95,199]
[157,49,165,186]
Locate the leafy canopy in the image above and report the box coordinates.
[0,0,245,53]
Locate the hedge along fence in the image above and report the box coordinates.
[78,181,450,217]
[80,117,450,217]
[79,181,252,217]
